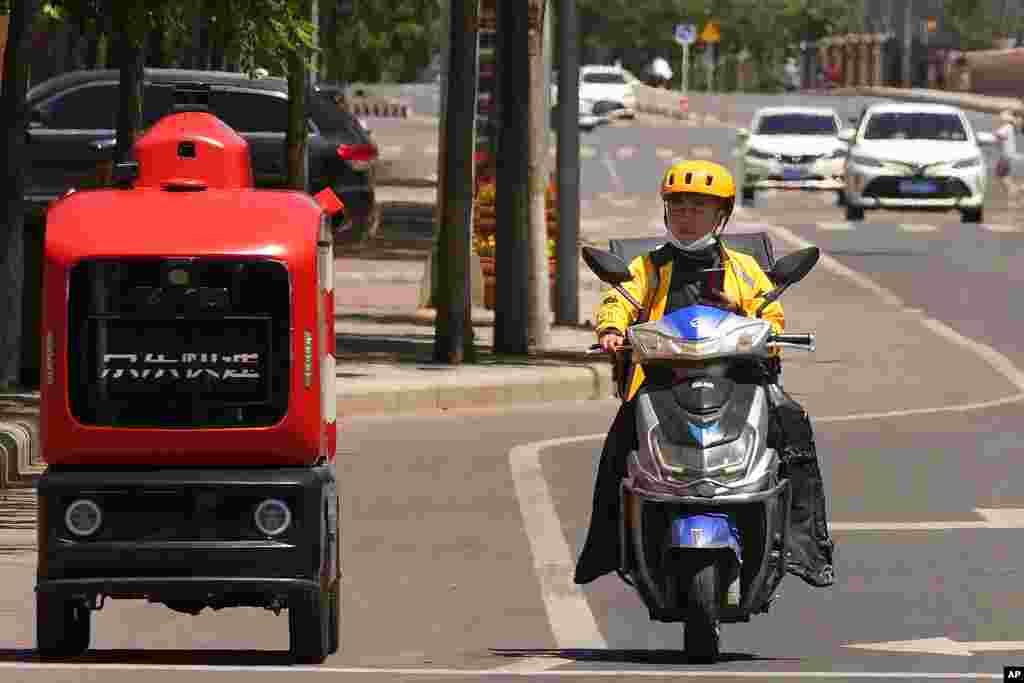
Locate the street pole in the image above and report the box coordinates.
[433,0,478,363]
[555,0,580,326]
[902,0,911,87]
[681,42,689,95]
[527,0,550,349]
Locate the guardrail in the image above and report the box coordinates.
[348,96,412,118]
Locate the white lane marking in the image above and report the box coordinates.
[0,663,1001,678]
[899,223,939,233]
[655,147,675,159]
[614,146,635,160]
[601,155,625,194]
[767,222,1024,396]
[607,197,638,209]
[580,145,598,160]
[488,656,567,674]
[509,434,607,650]
[817,392,1024,423]
[982,223,1020,233]
[690,145,714,158]
[832,508,1024,531]
[846,636,1024,657]
[817,221,857,231]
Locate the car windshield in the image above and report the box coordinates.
[755,114,837,135]
[582,72,626,84]
[863,112,967,141]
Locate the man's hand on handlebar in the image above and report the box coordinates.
[599,330,625,352]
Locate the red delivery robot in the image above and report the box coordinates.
[35,83,342,664]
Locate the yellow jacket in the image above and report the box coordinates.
[595,244,785,402]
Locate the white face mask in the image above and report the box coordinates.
[663,211,724,252]
[668,230,718,253]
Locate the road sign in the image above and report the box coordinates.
[700,20,720,44]
[674,23,696,46]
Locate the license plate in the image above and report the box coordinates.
[782,167,805,180]
[898,180,938,194]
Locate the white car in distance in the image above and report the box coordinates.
[737,107,848,205]
[842,102,995,223]
[577,65,637,119]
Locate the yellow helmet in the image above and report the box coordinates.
[661,159,736,202]
[660,160,736,233]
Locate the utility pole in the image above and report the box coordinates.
[902,0,911,87]
[555,0,580,326]
[494,0,530,354]
[433,0,479,363]
[527,0,550,349]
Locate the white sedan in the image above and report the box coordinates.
[842,102,995,223]
[736,107,848,204]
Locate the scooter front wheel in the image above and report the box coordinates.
[683,562,720,663]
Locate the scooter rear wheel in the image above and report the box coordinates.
[683,563,720,663]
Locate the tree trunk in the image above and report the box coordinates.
[286,51,308,191]
[493,0,530,355]
[432,0,478,364]
[526,0,549,349]
[0,0,39,390]
[115,29,144,166]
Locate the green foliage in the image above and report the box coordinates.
[577,0,862,90]
[943,0,1022,50]
[323,0,442,83]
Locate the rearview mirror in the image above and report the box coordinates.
[772,247,820,285]
[582,246,633,284]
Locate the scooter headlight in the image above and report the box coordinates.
[65,499,103,537]
[650,424,754,479]
[630,329,718,359]
[254,498,292,537]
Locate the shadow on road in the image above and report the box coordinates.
[490,647,799,665]
[0,649,303,666]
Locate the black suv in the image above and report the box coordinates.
[24,68,379,239]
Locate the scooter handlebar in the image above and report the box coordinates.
[769,333,815,352]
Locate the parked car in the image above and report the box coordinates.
[23,68,379,239]
[736,106,847,205]
[841,102,995,223]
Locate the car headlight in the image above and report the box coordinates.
[65,499,103,537]
[953,156,982,169]
[849,155,883,168]
[254,498,292,536]
[747,148,777,160]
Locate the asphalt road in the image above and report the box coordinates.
[2,97,1023,681]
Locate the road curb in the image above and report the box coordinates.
[335,362,614,417]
